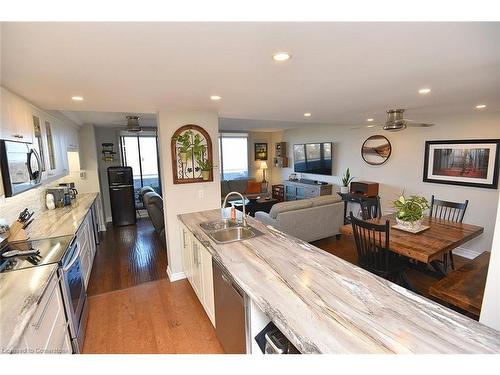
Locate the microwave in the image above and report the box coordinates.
[0,140,42,197]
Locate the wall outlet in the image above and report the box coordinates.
[198,190,204,199]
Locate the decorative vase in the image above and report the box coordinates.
[396,217,423,231]
[201,170,210,181]
[179,151,188,163]
[340,186,349,194]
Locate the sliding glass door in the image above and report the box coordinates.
[120,132,162,208]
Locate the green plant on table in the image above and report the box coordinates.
[393,194,430,222]
[342,168,355,187]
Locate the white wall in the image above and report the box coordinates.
[480,190,500,330]
[157,111,221,280]
[275,112,500,255]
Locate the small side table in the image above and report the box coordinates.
[337,192,366,224]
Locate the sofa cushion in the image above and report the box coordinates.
[229,178,253,194]
[310,194,342,207]
[246,180,262,194]
[269,199,313,219]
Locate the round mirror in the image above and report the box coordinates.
[361,135,392,165]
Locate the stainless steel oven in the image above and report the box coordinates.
[0,140,42,197]
[58,237,88,353]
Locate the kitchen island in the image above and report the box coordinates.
[178,209,500,354]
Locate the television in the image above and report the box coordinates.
[293,142,333,176]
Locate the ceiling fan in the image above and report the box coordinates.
[125,115,142,132]
[352,109,435,131]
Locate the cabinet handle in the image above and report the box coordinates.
[13,134,24,139]
[182,230,187,248]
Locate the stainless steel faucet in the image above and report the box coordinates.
[221,191,247,227]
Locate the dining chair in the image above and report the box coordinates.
[360,196,381,220]
[429,195,469,270]
[349,213,413,291]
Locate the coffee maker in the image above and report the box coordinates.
[58,182,78,200]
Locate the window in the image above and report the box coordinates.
[219,133,249,180]
[120,131,162,208]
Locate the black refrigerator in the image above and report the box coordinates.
[107,166,137,226]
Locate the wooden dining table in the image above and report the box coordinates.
[340,214,484,274]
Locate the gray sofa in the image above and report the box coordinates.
[221,178,263,202]
[143,191,166,247]
[255,195,344,242]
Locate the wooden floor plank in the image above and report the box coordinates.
[83,218,223,354]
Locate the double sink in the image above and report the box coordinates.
[199,218,264,244]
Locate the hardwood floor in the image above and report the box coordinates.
[311,235,472,311]
[83,279,224,354]
[87,218,168,296]
[83,218,223,353]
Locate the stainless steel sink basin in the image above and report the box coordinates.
[199,220,264,244]
[199,219,238,231]
[210,227,257,243]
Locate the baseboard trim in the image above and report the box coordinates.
[453,247,482,260]
[166,266,186,282]
[106,216,112,223]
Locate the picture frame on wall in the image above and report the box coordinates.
[423,139,500,189]
[255,142,268,161]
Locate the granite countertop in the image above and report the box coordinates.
[0,264,58,352]
[179,209,500,354]
[24,192,98,240]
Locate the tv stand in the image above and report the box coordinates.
[283,179,333,201]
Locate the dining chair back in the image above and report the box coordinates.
[429,195,469,223]
[360,196,381,220]
[429,195,469,270]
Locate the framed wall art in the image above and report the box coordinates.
[361,135,392,165]
[423,139,500,189]
[254,142,268,161]
[171,124,213,184]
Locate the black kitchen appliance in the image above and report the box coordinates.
[107,166,136,226]
[0,140,42,197]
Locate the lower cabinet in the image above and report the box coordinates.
[180,222,216,326]
[77,209,97,289]
[15,271,72,354]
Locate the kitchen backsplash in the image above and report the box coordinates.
[0,176,68,227]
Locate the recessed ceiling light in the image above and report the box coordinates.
[366,118,374,122]
[272,52,291,62]
[210,95,221,101]
[475,104,486,109]
[418,88,431,94]
[71,96,84,101]
[303,112,311,117]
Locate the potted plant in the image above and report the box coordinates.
[174,130,194,163]
[393,194,430,231]
[197,158,213,181]
[341,168,354,194]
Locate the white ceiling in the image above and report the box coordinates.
[1,22,499,129]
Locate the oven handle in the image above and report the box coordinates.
[62,242,81,272]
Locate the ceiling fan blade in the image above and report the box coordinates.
[350,124,382,130]
[406,122,434,127]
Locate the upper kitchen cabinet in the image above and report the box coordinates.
[0,87,34,143]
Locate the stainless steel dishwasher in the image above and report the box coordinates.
[213,258,248,354]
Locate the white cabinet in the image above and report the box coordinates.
[77,209,97,289]
[15,271,72,354]
[179,222,216,326]
[0,87,34,143]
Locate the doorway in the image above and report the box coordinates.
[120,130,162,208]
